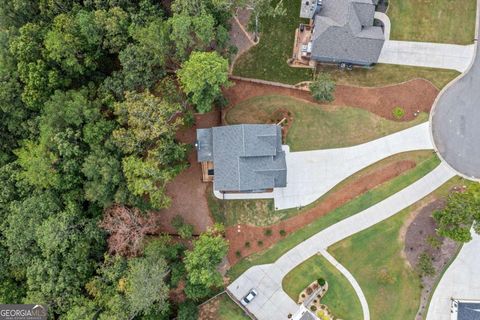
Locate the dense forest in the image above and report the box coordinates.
[0,0,234,318]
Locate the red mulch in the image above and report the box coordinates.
[223,78,439,121]
[226,160,416,264]
[152,110,221,234]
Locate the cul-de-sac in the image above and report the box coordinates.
[0,0,479,319]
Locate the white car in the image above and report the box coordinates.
[241,289,258,306]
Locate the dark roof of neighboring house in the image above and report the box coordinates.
[458,302,480,320]
[304,0,384,64]
[196,124,287,192]
[299,310,316,320]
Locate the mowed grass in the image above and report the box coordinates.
[209,151,435,227]
[328,176,470,320]
[227,155,440,280]
[217,294,250,320]
[329,210,421,319]
[315,64,459,90]
[233,0,460,87]
[226,95,429,151]
[389,0,476,44]
[283,255,363,320]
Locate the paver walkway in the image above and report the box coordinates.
[228,163,456,320]
[426,231,480,320]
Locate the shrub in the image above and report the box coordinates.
[310,305,317,311]
[392,106,405,119]
[306,287,313,295]
[279,229,287,237]
[257,240,264,246]
[235,250,242,258]
[418,252,435,277]
[301,293,305,298]
[317,278,326,286]
[177,300,198,320]
[245,241,251,248]
[264,229,273,236]
[171,215,185,230]
[178,223,194,239]
[309,73,336,102]
[426,235,442,249]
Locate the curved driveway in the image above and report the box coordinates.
[431,15,480,180]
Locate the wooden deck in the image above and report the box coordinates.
[201,161,214,182]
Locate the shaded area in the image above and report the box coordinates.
[152,110,221,234]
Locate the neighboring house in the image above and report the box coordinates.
[196,124,287,193]
[294,0,384,66]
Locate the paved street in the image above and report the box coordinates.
[426,232,480,320]
[430,35,480,180]
[273,123,433,210]
[378,40,474,72]
[228,163,455,320]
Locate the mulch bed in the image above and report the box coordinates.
[226,160,417,264]
[223,78,439,121]
[403,197,461,320]
[152,110,221,235]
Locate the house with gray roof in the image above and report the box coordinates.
[296,0,384,66]
[196,124,287,193]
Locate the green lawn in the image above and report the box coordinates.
[217,294,250,320]
[227,155,440,280]
[389,0,476,44]
[329,208,421,319]
[209,151,435,227]
[226,95,429,151]
[232,0,460,87]
[283,255,363,320]
[328,176,469,320]
[314,64,459,90]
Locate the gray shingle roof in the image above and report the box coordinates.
[458,302,480,320]
[308,0,384,65]
[196,124,287,192]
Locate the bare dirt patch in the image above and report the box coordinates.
[402,198,461,320]
[223,78,439,121]
[152,110,221,234]
[226,160,417,264]
[229,10,255,72]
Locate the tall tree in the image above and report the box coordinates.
[177,51,229,113]
[184,225,228,298]
[434,184,480,242]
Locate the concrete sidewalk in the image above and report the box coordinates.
[228,163,456,320]
[426,232,480,320]
[273,122,433,210]
[378,40,475,72]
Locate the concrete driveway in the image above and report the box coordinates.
[228,163,455,320]
[378,40,474,72]
[273,122,433,210]
[426,232,480,320]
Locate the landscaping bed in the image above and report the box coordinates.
[225,153,440,276]
[224,79,436,127]
[283,255,362,320]
[402,198,462,319]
